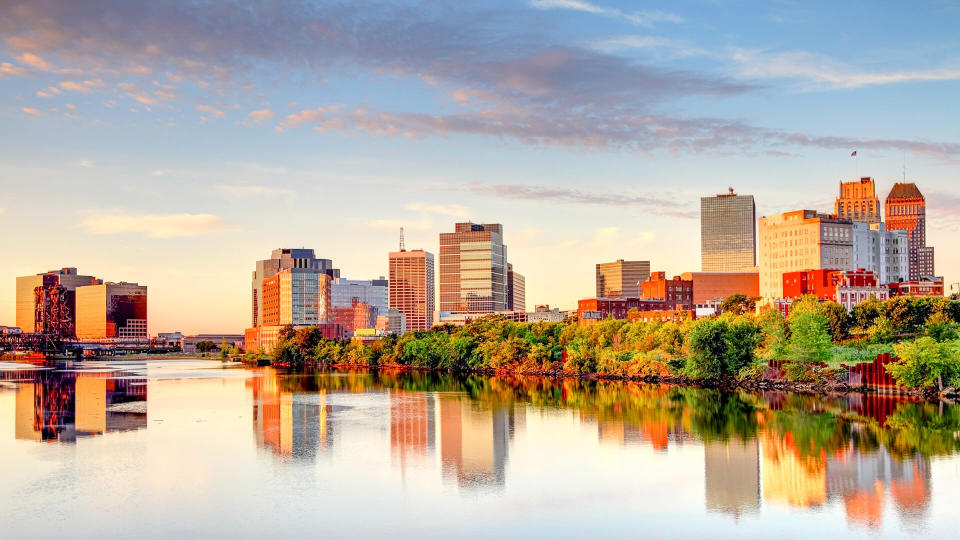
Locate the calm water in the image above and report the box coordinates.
[1,359,959,538]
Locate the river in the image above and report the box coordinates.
[1,358,958,538]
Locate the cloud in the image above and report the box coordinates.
[470,182,697,218]
[60,79,103,92]
[730,48,960,89]
[277,108,323,131]
[0,62,29,77]
[65,103,76,110]
[79,213,231,238]
[196,104,224,118]
[117,82,159,105]
[589,35,706,57]
[246,109,276,123]
[79,159,93,168]
[529,1,683,26]
[216,184,291,198]
[405,203,469,217]
[22,107,44,116]
[17,52,54,71]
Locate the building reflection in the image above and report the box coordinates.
[0,367,147,442]
[248,368,333,460]
[389,390,435,469]
[704,439,760,518]
[437,395,510,490]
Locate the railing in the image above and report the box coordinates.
[766,353,906,392]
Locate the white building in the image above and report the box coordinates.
[527,305,565,323]
[851,222,909,285]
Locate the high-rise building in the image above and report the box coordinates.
[835,178,881,224]
[439,223,508,314]
[700,189,756,272]
[506,263,525,313]
[15,268,100,335]
[389,249,435,331]
[758,210,853,303]
[331,277,388,316]
[260,269,331,327]
[885,183,934,280]
[851,222,909,285]
[75,282,148,340]
[251,248,338,328]
[595,259,650,298]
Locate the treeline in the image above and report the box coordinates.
[252,295,960,392]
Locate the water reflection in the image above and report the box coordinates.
[0,365,146,441]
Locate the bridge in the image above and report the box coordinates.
[0,333,180,358]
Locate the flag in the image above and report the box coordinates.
[851,151,857,157]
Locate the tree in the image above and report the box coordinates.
[564,338,596,374]
[786,312,833,365]
[723,319,761,374]
[195,340,217,354]
[886,337,960,391]
[719,294,757,315]
[820,301,850,344]
[926,312,958,342]
[684,319,729,379]
[220,337,228,358]
[757,306,788,360]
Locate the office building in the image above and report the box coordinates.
[251,248,338,328]
[640,272,694,309]
[885,183,934,280]
[595,259,650,298]
[261,269,331,327]
[835,178,881,224]
[526,305,564,323]
[439,222,508,314]
[889,277,944,298]
[331,277,388,316]
[75,282,148,340]
[851,222,909,285]
[700,189,756,272]
[15,268,100,335]
[758,210,853,303]
[506,263,525,313]
[680,272,759,304]
[389,249,435,331]
[782,269,889,310]
[332,299,376,333]
[376,307,407,335]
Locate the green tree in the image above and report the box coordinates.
[786,312,833,365]
[195,340,217,354]
[220,337,228,358]
[564,338,596,374]
[723,319,761,374]
[820,301,850,344]
[719,294,758,315]
[925,312,958,342]
[886,337,960,391]
[684,319,729,379]
[757,306,788,360]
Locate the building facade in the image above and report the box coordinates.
[15,268,100,335]
[850,222,909,285]
[506,263,525,313]
[782,269,888,310]
[75,282,148,340]
[595,259,650,298]
[640,272,694,309]
[835,178,881,224]
[885,183,934,280]
[260,269,331,327]
[526,305,565,323]
[251,248,338,328]
[700,189,756,272]
[389,249,435,331]
[331,277,388,317]
[680,271,759,304]
[439,223,508,314]
[758,210,853,303]
[888,277,944,298]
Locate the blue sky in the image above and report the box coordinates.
[1,0,959,333]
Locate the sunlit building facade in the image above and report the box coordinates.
[595,259,650,298]
[700,189,756,272]
[75,282,148,340]
[758,210,853,303]
[389,249,435,331]
[835,177,881,224]
[251,248,339,328]
[885,183,934,280]
[439,223,508,314]
[506,263,525,313]
[15,268,100,335]
[331,277,388,317]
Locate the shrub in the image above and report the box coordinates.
[886,337,960,391]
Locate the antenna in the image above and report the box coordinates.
[399,227,405,252]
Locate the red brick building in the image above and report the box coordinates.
[641,272,694,308]
[782,268,890,310]
[888,277,944,298]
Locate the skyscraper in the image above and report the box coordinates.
[700,189,756,272]
[835,177,881,224]
[15,268,100,335]
[439,223,507,314]
[75,282,148,340]
[758,210,853,303]
[506,263,525,313]
[885,183,934,280]
[595,259,650,298]
[251,248,338,328]
[389,249,435,331]
[260,269,331,327]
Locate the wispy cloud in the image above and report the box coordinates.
[60,79,103,92]
[529,1,683,27]
[78,159,93,168]
[79,213,232,238]
[470,183,696,218]
[196,104,224,118]
[0,62,29,77]
[246,109,276,123]
[731,48,960,89]
[216,184,291,198]
[17,52,55,71]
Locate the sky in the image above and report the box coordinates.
[0,0,959,334]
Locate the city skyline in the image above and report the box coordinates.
[1,1,959,333]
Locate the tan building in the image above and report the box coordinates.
[835,177,881,224]
[595,259,650,298]
[389,249,435,331]
[506,263,525,313]
[700,189,756,272]
[758,210,853,303]
[15,268,99,334]
[75,282,148,340]
[439,223,508,314]
[680,272,760,304]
